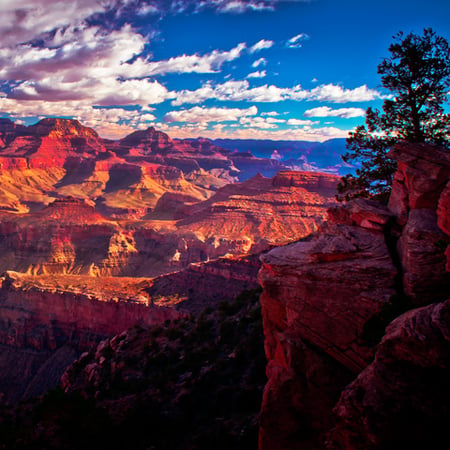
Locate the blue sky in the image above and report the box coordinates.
[0,0,449,141]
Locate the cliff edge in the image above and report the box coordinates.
[258,142,450,449]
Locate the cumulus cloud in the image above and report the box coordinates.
[142,43,247,76]
[138,3,160,15]
[307,84,382,103]
[161,122,351,142]
[164,105,258,124]
[252,57,267,68]
[247,70,267,78]
[287,118,316,126]
[172,80,384,106]
[0,0,116,46]
[250,39,274,53]
[304,106,366,118]
[0,19,251,114]
[0,96,157,139]
[286,33,309,48]
[239,115,286,128]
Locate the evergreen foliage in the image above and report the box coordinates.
[338,28,450,202]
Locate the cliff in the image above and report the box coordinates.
[0,289,266,450]
[178,171,339,251]
[258,142,450,449]
[0,271,181,403]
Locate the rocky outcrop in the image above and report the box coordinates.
[397,208,448,304]
[388,143,450,304]
[0,271,179,352]
[328,299,450,449]
[0,252,261,405]
[258,142,450,449]
[258,221,397,449]
[179,172,339,251]
[0,289,266,450]
[388,142,450,220]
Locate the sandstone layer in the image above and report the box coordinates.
[258,142,450,449]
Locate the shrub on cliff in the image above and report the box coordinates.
[338,28,450,202]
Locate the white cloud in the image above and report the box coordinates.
[304,106,366,118]
[249,39,274,53]
[252,57,267,68]
[240,117,279,129]
[149,0,311,15]
[217,1,274,13]
[161,122,351,142]
[164,105,258,124]
[142,43,247,76]
[247,70,267,78]
[286,33,309,48]
[0,0,117,46]
[172,80,302,105]
[138,3,160,15]
[287,118,316,126]
[307,84,382,103]
[0,96,158,139]
[172,80,384,106]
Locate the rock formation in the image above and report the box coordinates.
[258,142,450,449]
[0,118,342,406]
[0,118,338,276]
[0,172,338,276]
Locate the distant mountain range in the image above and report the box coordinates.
[212,138,352,175]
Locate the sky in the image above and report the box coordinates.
[0,0,449,141]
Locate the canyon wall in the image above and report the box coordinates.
[258,142,450,449]
[0,171,339,277]
[0,271,180,403]
[0,253,262,403]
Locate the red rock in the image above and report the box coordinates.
[0,271,181,352]
[327,299,450,450]
[328,198,395,231]
[258,222,397,449]
[119,126,173,155]
[257,142,450,450]
[437,181,450,270]
[388,142,450,221]
[397,208,449,304]
[179,172,339,252]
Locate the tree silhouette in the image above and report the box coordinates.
[338,28,450,202]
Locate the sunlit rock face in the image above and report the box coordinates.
[258,142,450,449]
[0,118,342,406]
[0,270,181,403]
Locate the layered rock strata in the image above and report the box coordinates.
[0,271,180,403]
[258,142,450,449]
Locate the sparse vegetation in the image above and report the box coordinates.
[0,288,265,450]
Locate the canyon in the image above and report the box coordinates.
[0,118,339,276]
[0,117,447,450]
[0,118,339,404]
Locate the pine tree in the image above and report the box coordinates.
[338,28,450,202]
